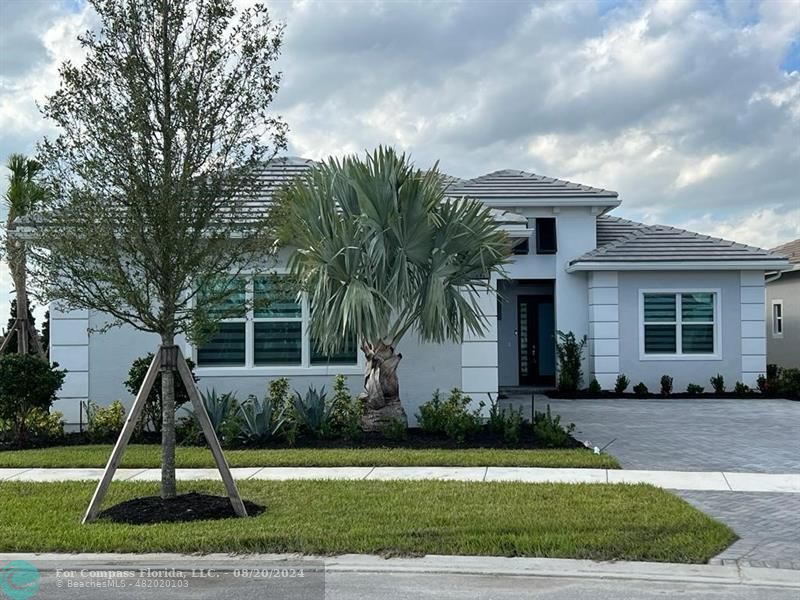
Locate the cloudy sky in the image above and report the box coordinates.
[1,0,799,315]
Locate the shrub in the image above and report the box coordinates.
[267,377,296,443]
[533,404,575,448]
[776,368,800,399]
[417,388,484,443]
[236,395,287,445]
[756,374,768,394]
[487,399,525,445]
[660,375,673,396]
[734,381,750,395]
[0,408,64,444]
[555,331,587,392]
[182,389,239,442]
[125,353,197,433]
[767,363,780,387]
[381,418,407,441]
[686,383,705,396]
[0,354,66,446]
[293,385,338,438]
[614,374,630,394]
[710,374,725,394]
[329,374,364,440]
[633,382,648,397]
[85,399,126,441]
[587,378,602,394]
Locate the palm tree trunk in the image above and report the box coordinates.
[160,336,177,499]
[359,340,407,432]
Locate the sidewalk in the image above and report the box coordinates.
[2,466,798,492]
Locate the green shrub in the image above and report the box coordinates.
[734,381,750,395]
[767,363,779,387]
[329,374,363,440]
[776,367,800,398]
[686,383,704,396]
[236,395,287,445]
[417,388,484,443]
[710,374,725,394]
[533,404,575,448]
[0,354,65,446]
[614,374,630,394]
[487,399,525,445]
[0,408,64,444]
[182,389,239,443]
[293,385,338,438]
[381,418,408,441]
[85,400,126,441]
[633,382,648,397]
[587,378,602,394]
[660,375,673,396]
[125,353,197,433]
[555,331,587,392]
[267,377,296,443]
[757,374,768,393]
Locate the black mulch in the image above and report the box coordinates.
[97,492,265,524]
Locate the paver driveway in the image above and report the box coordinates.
[538,397,799,473]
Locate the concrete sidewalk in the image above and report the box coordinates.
[1,466,798,492]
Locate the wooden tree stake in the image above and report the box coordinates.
[82,345,247,523]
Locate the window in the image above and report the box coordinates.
[197,275,358,368]
[535,218,557,254]
[772,301,783,337]
[512,238,530,255]
[641,291,717,357]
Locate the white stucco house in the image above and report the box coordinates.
[48,158,791,426]
[766,239,800,368]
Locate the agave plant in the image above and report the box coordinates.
[292,385,337,438]
[238,395,286,443]
[183,389,238,437]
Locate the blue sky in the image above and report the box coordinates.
[1,0,799,316]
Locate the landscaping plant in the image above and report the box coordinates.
[633,382,648,397]
[417,388,484,443]
[487,399,526,445]
[27,0,287,500]
[710,373,725,394]
[555,331,587,392]
[184,390,239,442]
[0,354,65,446]
[686,384,705,396]
[757,374,768,394]
[125,353,197,433]
[292,386,338,439]
[614,374,630,394]
[85,400,126,442]
[0,408,64,446]
[237,395,287,446]
[660,375,673,396]
[533,405,576,448]
[734,381,750,395]
[329,374,364,441]
[587,378,602,394]
[381,418,408,442]
[278,147,509,431]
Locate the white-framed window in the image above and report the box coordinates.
[772,300,783,338]
[195,275,359,371]
[639,289,720,360]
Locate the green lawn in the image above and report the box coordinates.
[0,480,734,563]
[0,444,620,469]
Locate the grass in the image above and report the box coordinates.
[0,444,620,469]
[0,480,734,563]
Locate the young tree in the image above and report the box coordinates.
[278,147,509,431]
[27,0,287,498]
[1,154,46,357]
[2,298,38,355]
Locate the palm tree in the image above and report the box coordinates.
[280,147,510,430]
[1,154,46,356]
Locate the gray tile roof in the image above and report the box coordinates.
[446,169,619,204]
[570,215,790,269]
[771,239,800,265]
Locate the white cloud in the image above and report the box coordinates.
[680,207,800,249]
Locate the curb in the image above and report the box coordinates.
[2,553,799,589]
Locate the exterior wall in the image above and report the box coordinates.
[461,286,498,415]
[588,272,619,389]
[739,271,766,386]
[49,303,90,424]
[74,311,459,427]
[617,271,744,390]
[766,270,800,368]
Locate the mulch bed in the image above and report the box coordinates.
[97,492,265,524]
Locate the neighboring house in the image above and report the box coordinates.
[48,158,790,426]
[766,239,800,368]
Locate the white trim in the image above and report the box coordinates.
[568,260,790,272]
[771,300,784,338]
[638,289,721,361]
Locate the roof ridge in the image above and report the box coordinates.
[588,221,653,256]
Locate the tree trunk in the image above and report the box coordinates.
[160,336,177,499]
[359,340,407,432]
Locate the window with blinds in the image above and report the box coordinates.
[196,275,358,368]
[642,291,716,356]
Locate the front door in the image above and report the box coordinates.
[518,295,556,386]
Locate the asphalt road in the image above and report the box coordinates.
[32,569,799,600]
